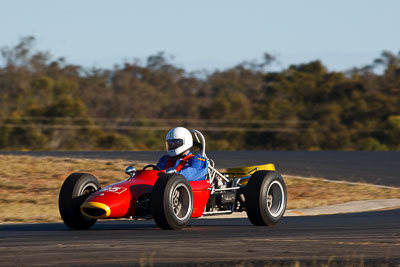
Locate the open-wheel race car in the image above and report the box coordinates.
[58,130,287,230]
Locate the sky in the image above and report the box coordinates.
[1,0,399,72]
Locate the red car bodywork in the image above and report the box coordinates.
[81,170,211,219]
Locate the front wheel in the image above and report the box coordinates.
[58,173,100,230]
[245,171,287,226]
[151,173,193,230]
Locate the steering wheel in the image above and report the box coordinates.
[142,164,162,171]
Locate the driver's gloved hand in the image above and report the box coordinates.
[165,168,177,174]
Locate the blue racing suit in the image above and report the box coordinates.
[156,152,208,181]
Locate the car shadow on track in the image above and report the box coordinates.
[0,220,158,231]
[0,218,253,232]
[2,210,399,232]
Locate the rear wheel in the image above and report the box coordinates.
[151,173,193,230]
[245,171,286,226]
[58,173,100,230]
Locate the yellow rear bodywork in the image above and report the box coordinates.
[225,163,276,184]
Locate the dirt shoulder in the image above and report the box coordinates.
[0,155,399,223]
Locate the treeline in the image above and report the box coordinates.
[0,37,399,151]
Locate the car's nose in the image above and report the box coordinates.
[80,202,111,219]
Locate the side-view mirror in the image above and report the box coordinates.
[125,166,136,178]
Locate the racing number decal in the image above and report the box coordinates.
[102,186,127,194]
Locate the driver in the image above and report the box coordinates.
[156,127,208,181]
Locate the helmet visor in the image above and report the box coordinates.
[166,139,184,150]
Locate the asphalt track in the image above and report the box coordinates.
[0,209,399,266]
[1,151,400,186]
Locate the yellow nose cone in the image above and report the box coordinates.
[80,202,111,219]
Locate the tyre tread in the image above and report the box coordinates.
[58,173,100,230]
[245,171,286,226]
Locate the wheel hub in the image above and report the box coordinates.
[266,180,285,217]
[267,194,273,210]
[80,183,98,196]
[170,184,191,220]
[173,189,182,214]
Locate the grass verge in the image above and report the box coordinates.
[0,155,399,223]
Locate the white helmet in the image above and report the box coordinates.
[165,127,193,157]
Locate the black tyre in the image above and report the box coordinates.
[151,173,193,230]
[245,171,287,226]
[58,173,100,230]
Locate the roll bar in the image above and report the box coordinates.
[190,129,206,158]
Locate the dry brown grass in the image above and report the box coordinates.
[0,155,146,223]
[285,176,400,209]
[0,155,399,223]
